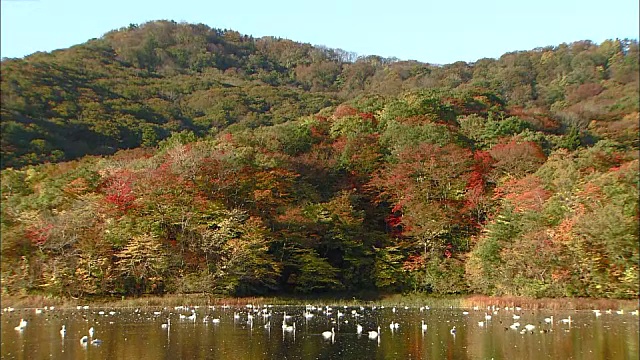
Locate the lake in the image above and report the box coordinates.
[1,304,638,359]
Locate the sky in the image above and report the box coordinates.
[1,0,639,65]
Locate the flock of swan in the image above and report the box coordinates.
[5,303,639,348]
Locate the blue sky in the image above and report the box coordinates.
[1,0,638,64]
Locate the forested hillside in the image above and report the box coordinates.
[1,21,638,299]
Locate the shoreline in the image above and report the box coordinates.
[1,293,638,311]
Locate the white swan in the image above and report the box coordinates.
[421,320,427,332]
[322,327,335,339]
[60,325,66,336]
[14,318,27,331]
[282,322,295,332]
[161,318,170,329]
[356,324,363,334]
[368,326,381,339]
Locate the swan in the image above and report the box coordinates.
[14,318,27,331]
[450,326,456,335]
[161,318,170,329]
[524,324,536,331]
[91,339,103,345]
[304,311,314,319]
[60,325,66,336]
[322,327,335,339]
[544,316,554,324]
[356,324,363,334]
[89,327,95,338]
[560,316,572,325]
[282,322,295,332]
[421,320,427,332]
[80,335,88,344]
[368,326,381,339]
[212,318,221,324]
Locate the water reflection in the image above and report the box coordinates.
[1,304,638,359]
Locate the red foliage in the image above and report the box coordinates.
[444,244,453,259]
[489,140,546,176]
[102,170,137,212]
[358,112,377,125]
[490,140,546,161]
[331,136,348,153]
[402,255,425,271]
[555,217,576,243]
[26,223,54,246]
[566,83,604,103]
[495,175,551,213]
[221,133,234,143]
[464,150,494,211]
[472,150,494,174]
[333,104,358,119]
[310,125,327,139]
[507,106,561,131]
[385,214,404,236]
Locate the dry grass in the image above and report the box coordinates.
[460,295,640,311]
[1,293,638,311]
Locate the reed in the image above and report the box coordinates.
[1,293,637,311]
[460,295,639,311]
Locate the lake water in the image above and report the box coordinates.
[1,304,638,359]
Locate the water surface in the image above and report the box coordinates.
[2,304,638,359]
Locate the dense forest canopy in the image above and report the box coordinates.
[1,20,638,299]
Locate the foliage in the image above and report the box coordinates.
[1,25,638,299]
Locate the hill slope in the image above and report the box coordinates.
[1,20,637,168]
[0,21,638,299]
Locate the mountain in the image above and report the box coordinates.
[0,21,638,299]
[2,20,637,169]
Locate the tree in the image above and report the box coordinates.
[114,234,168,295]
